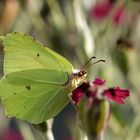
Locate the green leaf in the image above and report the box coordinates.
[0,69,70,124]
[0,32,73,74]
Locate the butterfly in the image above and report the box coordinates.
[0,32,105,124]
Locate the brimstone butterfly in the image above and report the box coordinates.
[0,32,104,124]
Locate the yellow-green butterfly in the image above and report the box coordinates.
[0,32,87,124]
[0,32,104,124]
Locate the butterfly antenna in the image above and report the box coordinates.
[80,56,96,72]
[83,59,105,71]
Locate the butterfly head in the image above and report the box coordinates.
[71,57,105,89]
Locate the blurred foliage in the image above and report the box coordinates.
[0,0,140,140]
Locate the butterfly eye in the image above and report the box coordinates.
[78,72,83,77]
[78,71,87,77]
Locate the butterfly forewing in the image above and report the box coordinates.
[1,32,73,74]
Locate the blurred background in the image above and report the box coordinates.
[0,0,140,140]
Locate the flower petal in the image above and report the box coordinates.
[114,87,130,98]
[71,88,84,106]
[71,82,89,106]
[93,78,106,86]
[103,87,130,104]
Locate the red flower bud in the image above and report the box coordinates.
[90,0,115,20]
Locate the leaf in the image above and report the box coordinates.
[0,32,73,74]
[0,69,71,124]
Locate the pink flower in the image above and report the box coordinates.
[113,6,131,25]
[93,78,105,86]
[71,82,89,105]
[90,0,115,20]
[71,78,130,105]
[71,88,83,105]
[103,87,130,104]
[1,128,23,140]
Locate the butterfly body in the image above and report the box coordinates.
[69,70,87,89]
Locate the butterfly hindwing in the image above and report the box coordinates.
[0,69,70,124]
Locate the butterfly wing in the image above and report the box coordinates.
[0,32,73,74]
[0,69,71,124]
